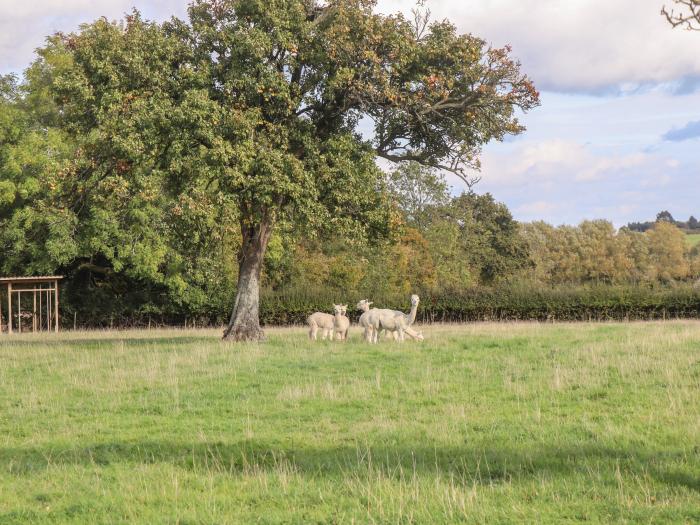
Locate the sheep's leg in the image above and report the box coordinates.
[309,323,317,340]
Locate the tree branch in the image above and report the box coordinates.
[662,0,700,30]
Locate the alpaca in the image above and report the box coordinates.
[366,294,422,343]
[356,299,374,342]
[333,304,350,341]
[307,308,335,340]
[357,295,423,343]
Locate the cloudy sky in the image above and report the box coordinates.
[1,0,699,226]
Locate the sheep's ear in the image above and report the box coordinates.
[368,301,373,306]
[342,304,348,308]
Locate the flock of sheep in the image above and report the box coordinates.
[307,294,424,343]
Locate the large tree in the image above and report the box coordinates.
[33,0,539,340]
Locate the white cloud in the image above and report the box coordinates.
[515,200,563,216]
[478,139,660,187]
[0,0,188,74]
[3,1,699,91]
[472,138,690,226]
[575,153,648,182]
[378,0,700,93]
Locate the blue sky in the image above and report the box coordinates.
[1,0,699,226]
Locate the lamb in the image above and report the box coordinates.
[333,304,350,341]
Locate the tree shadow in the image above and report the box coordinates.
[0,336,214,349]
[0,439,696,492]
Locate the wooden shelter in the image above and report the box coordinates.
[0,276,63,334]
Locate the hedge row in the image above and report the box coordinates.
[259,284,700,325]
[53,283,700,329]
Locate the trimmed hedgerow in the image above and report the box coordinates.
[259,284,700,325]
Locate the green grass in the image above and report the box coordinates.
[0,322,699,524]
[686,233,700,248]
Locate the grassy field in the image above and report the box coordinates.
[687,233,700,248]
[0,323,699,524]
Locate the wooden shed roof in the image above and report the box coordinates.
[0,276,64,284]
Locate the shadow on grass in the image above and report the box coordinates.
[1,440,697,492]
[0,336,216,349]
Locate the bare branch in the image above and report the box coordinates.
[375,149,480,187]
[662,0,700,30]
[411,7,431,41]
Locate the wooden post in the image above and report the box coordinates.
[46,286,50,333]
[39,285,42,331]
[7,283,12,334]
[33,290,37,333]
[17,291,21,333]
[54,280,59,333]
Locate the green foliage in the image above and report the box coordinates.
[520,220,695,285]
[8,0,537,336]
[387,162,450,230]
[256,282,700,325]
[1,1,539,335]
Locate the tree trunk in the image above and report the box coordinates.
[223,215,273,342]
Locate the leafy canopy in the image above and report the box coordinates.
[37,0,537,236]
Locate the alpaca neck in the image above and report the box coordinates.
[407,303,418,325]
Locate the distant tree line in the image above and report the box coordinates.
[626,211,700,232]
